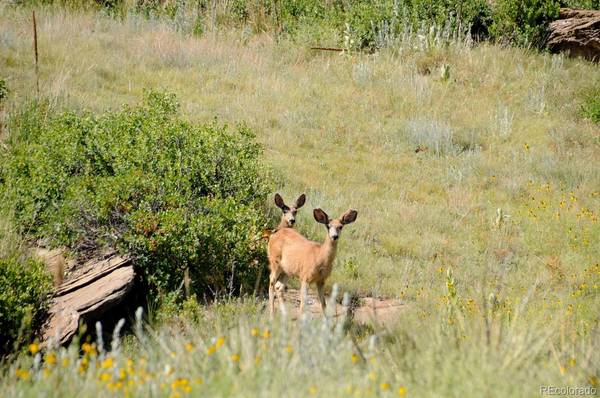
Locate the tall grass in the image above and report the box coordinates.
[2,282,598,397]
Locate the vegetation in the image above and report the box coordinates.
[0,1,599,396]
[582,88,600,123]
[0,217,52,356]
[1,92,271,298]
[12,0,600,49]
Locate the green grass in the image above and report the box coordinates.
[0,4,599,397]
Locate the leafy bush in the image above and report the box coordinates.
[561,0,600,8]
[0,255,51,355]
[0,79,7,103]
[489,0,561,46]
[582,89,600,123]
[0,92,272,300]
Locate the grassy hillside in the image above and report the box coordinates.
[1,3,599,397]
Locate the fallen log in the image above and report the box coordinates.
[547,8,600,61]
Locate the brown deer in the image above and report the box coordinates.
[267,207,358,317]
[265,193,306,295]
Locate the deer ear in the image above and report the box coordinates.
[341,209,358,225]
[274,193,286,209]
[295,194,306,209]
[313,208,329,224]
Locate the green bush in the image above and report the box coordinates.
[0,92,272,300]
[0,79,7,103]
[561,0,600,8]
[489,0,561,46]
[0,255,51,355]
[582,90,600,123]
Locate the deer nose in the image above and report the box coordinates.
[331,234,339,241]
[289,219,295,225]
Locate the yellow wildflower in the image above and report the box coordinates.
[101,357,114,369]
[398,386,407,396]
[99,372,112,382]
[380,383,390,391]
[45,352,57,366]
[308,385,317,395]
[207,345,216,355]
[285,345,294,354]
[368,372,377,381]
[15,368,30,380]
[79,357,89,373]
[351,354,360,364]
[216,336,225,348]
[171,377,190,390]
[185,343,194,352]
[28,343,40,355]
[262,329,271,339]
[231,353,240,362]
[250,327,259,337]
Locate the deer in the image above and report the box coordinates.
[264,193,306,295]
[267,207,358,317]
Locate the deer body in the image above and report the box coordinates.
[268,208,357,317]
[269,228,337,284]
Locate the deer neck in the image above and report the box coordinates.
[276,218,289,230]
[318,234,338,269]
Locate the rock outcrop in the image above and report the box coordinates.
[36,250,135,345]
[547,8,600,61]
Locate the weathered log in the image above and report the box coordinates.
[38,251,135,345]
[547,8,600,61]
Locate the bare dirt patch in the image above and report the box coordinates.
[278,288,407,327]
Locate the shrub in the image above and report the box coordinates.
[561,0,600,8]
[0,79,7,103]
[0,255,51,355]
[0,92,272,300]
[489,0,561,46]
[582,89,600,123]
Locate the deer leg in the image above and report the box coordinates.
[316,282,327,315]
[299,280,309,314]
[275,274,288,310]
[268,270,281,318]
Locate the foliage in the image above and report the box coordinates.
[0,255,51,355]
[0,79,7,103]
[582,89,600,123]
[0,92,272,300]
[561,0,600,8]
[1,284,599,397]
[489,0,561,46]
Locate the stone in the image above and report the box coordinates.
[547,8,600,61]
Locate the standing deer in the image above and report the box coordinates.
[267,207,358,317]
[266,193,306,295]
